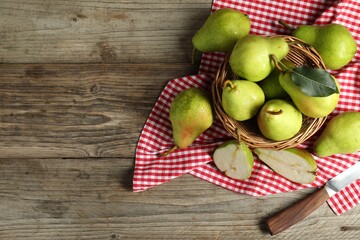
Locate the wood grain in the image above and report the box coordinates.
[0,63,197,158]
[0,0,211,64]
[1,1,360,239]
[0,157,359,239]
[266,187,330,235]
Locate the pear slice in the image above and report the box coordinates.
[254,148,317,184]
[213,140,254,180]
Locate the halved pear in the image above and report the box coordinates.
[213,140,254,180]
[254,148,317,184]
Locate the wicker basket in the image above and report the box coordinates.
[211,35,328,150]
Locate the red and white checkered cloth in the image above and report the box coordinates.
[133,0,360,215]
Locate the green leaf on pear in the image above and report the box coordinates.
[290,66,339,97]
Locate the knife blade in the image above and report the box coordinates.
[266,160,360,235]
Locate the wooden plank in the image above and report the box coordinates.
[0,63,198,158]
[1,2,360,239]
[0,157,359,239]
[0,0,212,64]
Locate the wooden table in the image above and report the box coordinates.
[1,1,359,239]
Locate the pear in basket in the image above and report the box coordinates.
[192,8,250,52]
[222,79,265,121]
[229,35,289,82]
[257,99,303,141]
[257,59,295,100]
[161,87,214,156]
[279,72,340,118]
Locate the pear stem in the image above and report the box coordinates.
[270,54,284,72]
[267,109,283,115]
[236,128,243,144]
[278,20,295,31]
[191,47,196,65]
[270,54,293,73]
[159,145,178,157]
[223,80,235,89]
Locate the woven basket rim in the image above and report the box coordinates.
[211,35,328,150]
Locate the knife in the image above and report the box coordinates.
[266,160,360,235]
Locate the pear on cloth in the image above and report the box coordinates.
[213,140,254,180]
[313,111,360,157]
[254,147,317,184]
[279,20,357,70]
[192,8,250,52]
[293,24,357,70]
[162,87,214,156]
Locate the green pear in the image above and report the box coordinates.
[257,99,302,141]
[313,111,360,157]
[192,8,250,52]
[166,88,213,155]
[279,72,340,118]
[213,140,254,180]
[229,35,289,82]
[292,24,357,70]
[258,59,295,100]
[222,80,265,121]
[254,147,317,184]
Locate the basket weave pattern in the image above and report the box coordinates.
[211,36,328,150]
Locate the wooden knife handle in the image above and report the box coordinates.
[266,187,330,235]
